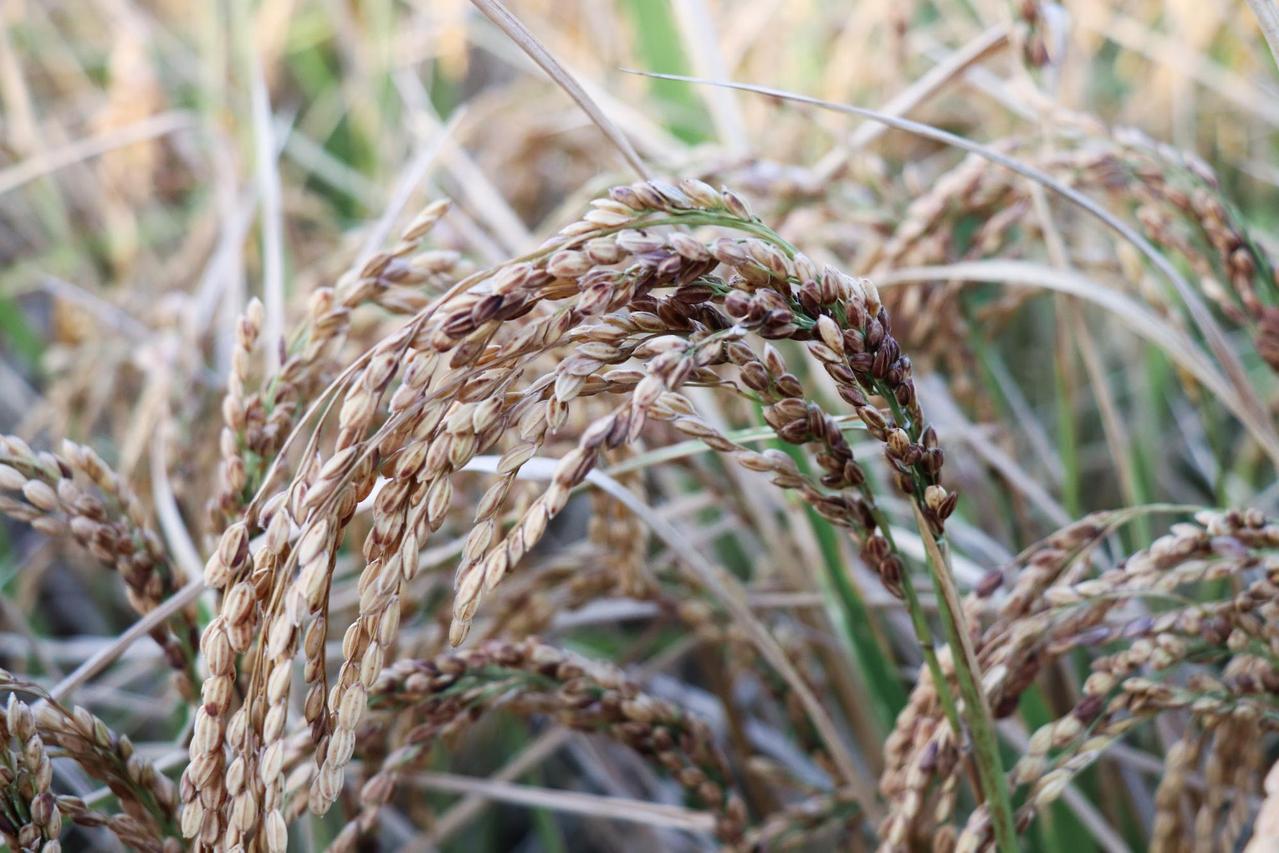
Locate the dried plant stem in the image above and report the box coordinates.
[813,23,1010,180]
[470,0,650,180]
[0,111,193,197]
[48,578,206,703]
[1248,0,1279,72]
[406,771,717,833]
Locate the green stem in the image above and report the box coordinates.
[866,505,963,739]
[858,381,966,740]
[870,373,1017,850]
[897,563,964,738]
[914,510,1018,853]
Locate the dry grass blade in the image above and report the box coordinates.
[428,730,571,843]
[877,259,1279,465]
[406,771,718,833]
[1085,13,1279,124]
[469,0,651,179]
[46,578,205,703]
[149,421,203,581]
[1248,0,1279,72]
[391,78,531,254]
[920,379,1071,526]
[248,35,286,373]
[0,110,193,197]
[359,102,470,261]
[814,23,1010,179]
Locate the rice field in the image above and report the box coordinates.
[1,1,1279,850]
